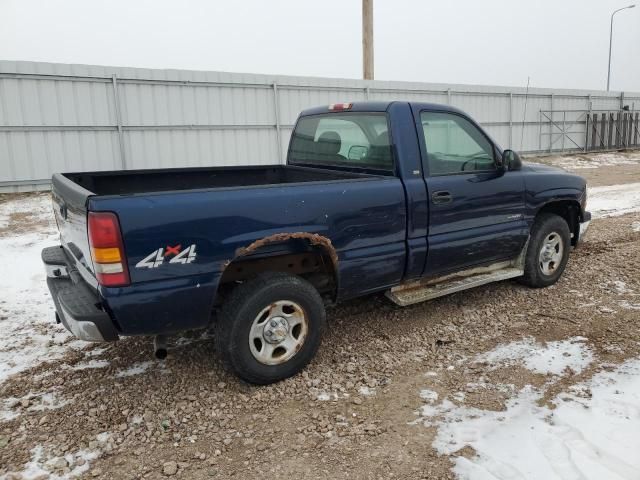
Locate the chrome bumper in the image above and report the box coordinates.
[42,246,118,342]
[578,211,592,243]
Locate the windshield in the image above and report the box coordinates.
[288,113,394,172]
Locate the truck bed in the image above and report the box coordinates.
[63,165,362,196]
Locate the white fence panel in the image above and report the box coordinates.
[1,60,638,192]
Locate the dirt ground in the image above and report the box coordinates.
[0,151,639,480]
[531,149,640,187]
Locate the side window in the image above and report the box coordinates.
[420,112,495,175]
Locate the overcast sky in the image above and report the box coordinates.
[1,0,638,92]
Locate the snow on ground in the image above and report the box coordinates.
[419,389,439,403]
[16,446,98,479]
[358,385,376,397]
[69,359,110,371]
[1,390,70,422]
[8,431,114,480]
[315,391,340,401]
[619,300,640,310]
[600,280,640,311]
[588,182,640,218]
[0,194,53,230]
[114,361,155,378]
[417,339,640,480]
[548,151,640,170]
[474,337,593,376]
[0,194,86,384]
[314,388,351,401]
[633,221,640,232]
[610,280,631,294]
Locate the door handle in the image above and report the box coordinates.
[431,190,452,204]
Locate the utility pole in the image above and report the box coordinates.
[362,0,374,80]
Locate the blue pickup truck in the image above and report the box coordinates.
[43,101,590,384]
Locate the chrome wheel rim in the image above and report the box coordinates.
[538,232,564,276]
[248,300,308,365]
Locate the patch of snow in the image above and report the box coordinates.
[579,302,599,308]
[315,391,342,402]
[588,182,640,218]
[424,371,438,377]
[71,359,110,371]
[452,392,466,402]
[1,391,73,422]
[611,280,631,294]
[417,398,458,423]
[632,221,640,232]
[26,391,70,413]
[358,386,376,397]
[619,300,640,310]
[174,330,213,347]
[115,361,154,378]
[464,382,488,392]
[599,306,616,314]
[311,387,349,402]
[95,431,112,443]
[0,232,71,384]
[549,152,640,170]
[475,337,593,376]
[420,358,640,480]
[131,414,144,425]
[0,195,84,385]
[84,347,109,357]
[0,397,20,421]
[8,445,100,479]
[419,389,439,403]
[0,193,53,230]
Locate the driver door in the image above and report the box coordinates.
[417,109,527,277]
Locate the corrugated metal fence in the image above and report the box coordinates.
[1,60,639,192]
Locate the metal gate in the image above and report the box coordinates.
[585,110,640,150]
[538,110,588,153]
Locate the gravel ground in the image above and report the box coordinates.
[0,152,639,479]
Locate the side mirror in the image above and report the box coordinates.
[348,145,368,160]
[502,149,522,171]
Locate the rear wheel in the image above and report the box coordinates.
[519,213,571,288]
[216,272,326,384]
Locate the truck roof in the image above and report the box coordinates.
[299,101,466,117]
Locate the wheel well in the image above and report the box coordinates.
[216,240,338,305]
[536,201,580,245]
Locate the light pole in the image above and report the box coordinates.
[607,4,635,91]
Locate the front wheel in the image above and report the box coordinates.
[216,272,326,384]
[519,213,571,288]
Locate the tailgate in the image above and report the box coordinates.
[51,173,97,287]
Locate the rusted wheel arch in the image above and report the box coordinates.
[219,232,339,298]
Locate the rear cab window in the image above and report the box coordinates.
[288,113,394,174]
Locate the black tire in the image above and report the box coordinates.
[519,213,571,288]
[216,272,326,384]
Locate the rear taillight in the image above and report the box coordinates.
[88,212,130,287]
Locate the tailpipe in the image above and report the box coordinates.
[154,335,168,360]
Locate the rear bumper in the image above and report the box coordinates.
[42,246,119,342]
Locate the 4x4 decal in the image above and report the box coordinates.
[136,244,197,269]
